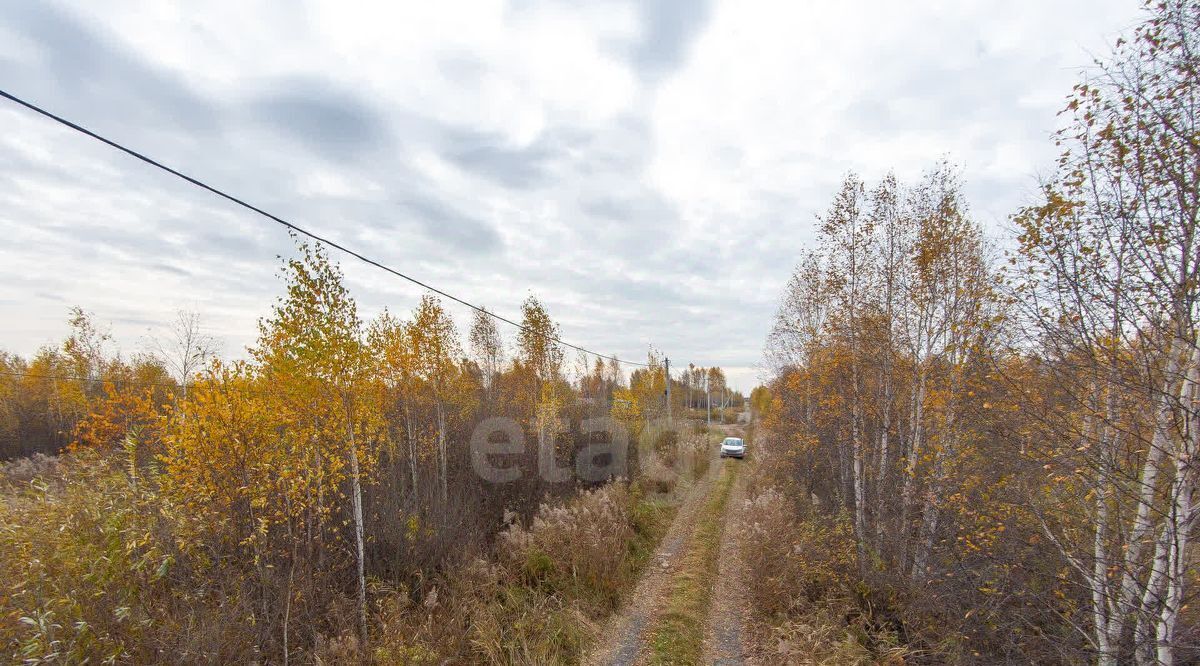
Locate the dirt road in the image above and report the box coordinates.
[585,426,754,666]
[701,467,750,665]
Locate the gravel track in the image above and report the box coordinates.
[585,424,750,666]
[584,451,722,666]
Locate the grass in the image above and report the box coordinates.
[646,459,739,665]
[493,487,677,664]
[630,491,676,569]
[489,486,676,664]
[370,481,678,665]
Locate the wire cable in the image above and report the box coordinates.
[0,88,648,367]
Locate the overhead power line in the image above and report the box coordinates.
[0,88,648,368]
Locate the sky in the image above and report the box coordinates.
[0,0,1145,391]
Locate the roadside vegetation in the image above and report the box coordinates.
[759,2,1200,663]
[6,2,1193,665]
[740,446,909,664]
[0,237,726,663]
[371,481,674,663]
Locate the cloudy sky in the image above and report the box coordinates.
[0,1,1143,390]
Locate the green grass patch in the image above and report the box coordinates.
[630,488,676,566]
[647,461,739,665]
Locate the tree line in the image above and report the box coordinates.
[762,2,1200,662]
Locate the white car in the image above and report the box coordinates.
[720,437,745,459]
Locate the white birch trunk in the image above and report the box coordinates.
[404,401,418,494]
[347,410,367,642]
[900,368,928,573]
[1153,346,1200,665]
[436,400,447,503]
[853,403,867,566]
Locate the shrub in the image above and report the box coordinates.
[371,481,673,664]
[742,488,856,617]
[0,447,251,663]
[499,482,636,608]
[0,445,274,664]
[679,433,711,481]
[742,486,912,664]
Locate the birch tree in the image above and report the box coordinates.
[906,169,987,579]
[368,309,422,492]
[1014,2,1200,661]
[468,307,504,406]
[820,173,874,565]
[146,310,218,398]
[518,296,566,479]
[409,295,462,504]
[251,240,377,642]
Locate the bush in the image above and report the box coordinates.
[741,486,909,664]
[371,481,673,664]
[742,488,856,617]
[0,447,264,664]
[499,483,636,607]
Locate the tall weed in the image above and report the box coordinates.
[370,481,672,664]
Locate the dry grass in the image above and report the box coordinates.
[765,611,908,666]
[679,432,712,481]
[369,481,674,664]
[741,488,856,616]
[0,453,59,488]
[501,482,640,607]
[741,486,910,665]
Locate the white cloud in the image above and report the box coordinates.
[0,0,1144,391]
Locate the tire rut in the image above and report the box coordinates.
[702,465,751,665]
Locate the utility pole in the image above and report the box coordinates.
[665,357,672,427]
